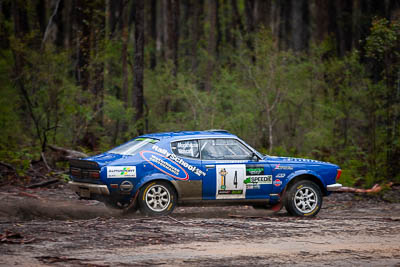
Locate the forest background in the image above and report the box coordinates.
[0,0,400,187]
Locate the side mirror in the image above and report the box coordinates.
[252,152,259,162]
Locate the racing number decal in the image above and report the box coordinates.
[219,168,227,190]
[216,165,246,199]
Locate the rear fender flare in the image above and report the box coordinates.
[132,174,180,198]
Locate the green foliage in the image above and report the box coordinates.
[1,1,400,189]
[365,18,400,61]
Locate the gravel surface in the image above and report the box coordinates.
[0,184,399,266]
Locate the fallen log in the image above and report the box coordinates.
[337,182,393,193]
[40,152,51,171]
[17,191,43,200]
[0,231,35,244]
[47,145,88,161]
[27,178,60,189]
[0,161,16,171]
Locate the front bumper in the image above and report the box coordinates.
[326,183,342,191]
[68,181,110,196]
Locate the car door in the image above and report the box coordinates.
[200,138,272,200]
[170,139,204,200]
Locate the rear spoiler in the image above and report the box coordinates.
[69,159,100,170]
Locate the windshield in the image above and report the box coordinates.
[108,138,159,155]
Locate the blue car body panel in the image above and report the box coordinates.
[69,131,340,205]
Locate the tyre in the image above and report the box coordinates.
[284,180,322,217]
[138,181,177,216]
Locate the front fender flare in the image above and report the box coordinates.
[284,170,327,194]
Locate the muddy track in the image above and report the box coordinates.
[0,185,400,266]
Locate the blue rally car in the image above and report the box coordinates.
[69,130,342,217]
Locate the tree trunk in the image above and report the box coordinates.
[36,0,47,34]
[163,0,179,76]
[161,0,179,113]
[244,0,255,48]
[223,0,232,48]
[92,0,105,127]
[205,0,217,92]
[231,0,245,41]
[12,0,44,150]
[121,5,129,111]
[291,0,309,51]
[191,0,204,71]
[63,0,75,49]
[0,1,11,49]
[133,0,145,135]
[336,0,353,57]
[150,0,157,69]
[312,0,337,45]
[75,0,91,91]
[107,0,123,38]
[216,0,221,59]
[254,0,271,29]
[278,0,291,50]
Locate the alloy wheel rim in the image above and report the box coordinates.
[145,185,171,212]
[294,186,318,213]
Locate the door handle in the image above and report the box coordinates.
[205,165,215,169]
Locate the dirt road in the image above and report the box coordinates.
[1,185,400,266]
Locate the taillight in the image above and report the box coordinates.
[336,169,342,180]
[90,171,100,179]
[70,168,81,177]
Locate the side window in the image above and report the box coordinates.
[171,140,200,159]
[200,139,253,160]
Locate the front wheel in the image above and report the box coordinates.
[284,180,322,217]
[138,181,177,216]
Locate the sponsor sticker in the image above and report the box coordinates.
[274,164,293,170]
[246,167,264,176]
[140,151,189,180]
[273,179,283,187]
[244,175,272,184]
[246,184,260,190]
[107,166,137,178]
[151,145,206,177]
[276,173,286,178]
[218,190,243,194]
[243,165,271,188]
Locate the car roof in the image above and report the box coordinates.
[140,130,236,140]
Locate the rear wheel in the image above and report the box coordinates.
[285,180,322,217]
[138,181,177,216]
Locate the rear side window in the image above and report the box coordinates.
[171,140,200,159]
[200,139,253,160]
[108,138,159,155]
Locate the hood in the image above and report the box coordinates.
[264,155,337,167]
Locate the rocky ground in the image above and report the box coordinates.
[0,183,400,266]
